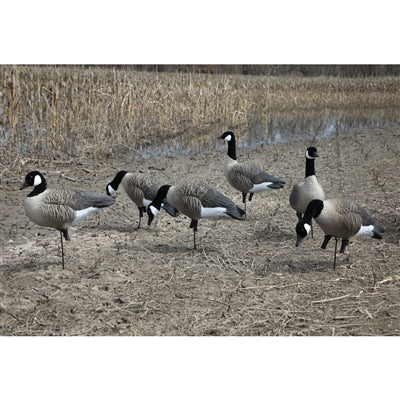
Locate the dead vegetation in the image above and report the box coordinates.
[1,65,400,163]
[1,122,399,336]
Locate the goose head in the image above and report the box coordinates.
[20,171,46,190]
[305,147,319,159]
[147,184,171,226]
[217,131,235,142]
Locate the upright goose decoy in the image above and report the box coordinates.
[147,182,245,249]
[20,170,115,269]
[289,146,326,237]
[106,170,179,229]
[295,198,385,269]
[217,131,285,212]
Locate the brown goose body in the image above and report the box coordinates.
[289,175,326,215]
[165,182,245,221]
[20,170,115,269]
[147,182,245,249]
[289,146,325,217]
[218,131,285,208]
[120,172,164,209]
[314,198,380,240]
[295,198,385,269]
[23,188,113,231]
[106,170,178,228]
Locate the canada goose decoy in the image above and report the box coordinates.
[20,170,115,269]
[147,182,245,249]
[106,170,179,229]
[295,198,385,269]
[289,146,326,238]
[217,131,285,213]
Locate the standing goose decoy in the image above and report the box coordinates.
[295,198,385,269]
[147,182,245,249]
[106,170,179,229]
[217,131,285,213]
[289,146,326,237]
[20,170,115,269]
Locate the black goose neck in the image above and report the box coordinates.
[305,157,316,177]
[303,199,324,221]
[226,135,237,160]
[110,170,128,190]
[152,185,171,209]
[28,177,47,197]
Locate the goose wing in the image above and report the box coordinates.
[332,199,379,236]
[232,163,285,186]
[200,185,245,220]
[46,189,115,210]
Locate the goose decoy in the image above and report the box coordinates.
[217,131,285,213]
[106,170,179,229]
[295,198,385,269]
[289,146,326,237]
[20,170,115,269]
[147,182,245,249]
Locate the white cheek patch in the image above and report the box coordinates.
[355,225,374,237]
[107,185,116,195]
[305,150,315,160]
[33,175,42,186]
[304,223,311,235]
[150,205,160,217]
[224,134,232,142]
[73,207,99,223]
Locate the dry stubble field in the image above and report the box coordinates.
[1,125,399,336]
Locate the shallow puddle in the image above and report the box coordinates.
[135,106,400,159]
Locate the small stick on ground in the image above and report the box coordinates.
[311,294,351,305]
[0,306,26,324]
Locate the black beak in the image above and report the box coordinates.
[296,235,304,247]
[20,182,28,190]
[314,152,319,157]
[217,134,224,139]
[147,210,154,226]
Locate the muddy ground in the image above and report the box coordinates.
[1,126,399,336]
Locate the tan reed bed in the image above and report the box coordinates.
[1,65,399,162]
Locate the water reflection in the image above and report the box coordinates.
[133,107,400,159]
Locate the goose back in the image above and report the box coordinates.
[24,188,114,230]
[315,198,379,239]
[167,182,245,220]
[224,158,285,193]
[121,173,161,207]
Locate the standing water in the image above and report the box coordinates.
[131,106,400,159]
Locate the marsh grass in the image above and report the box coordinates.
[1,65,399,162]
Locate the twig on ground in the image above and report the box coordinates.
[0,306,26,324]
[311,294,351,305]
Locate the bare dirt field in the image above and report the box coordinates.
[1,126,399,336]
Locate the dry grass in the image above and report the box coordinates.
[1,65,400,162]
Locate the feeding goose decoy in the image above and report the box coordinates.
[217,131,285,213]
[20,170,115,269]
[106,170,179,229]
[289,146,326,237]
[147,182,245,249]
[295,198,385,269]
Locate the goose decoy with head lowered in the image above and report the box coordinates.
[289,146,326,237]
[20,170,115,269]
[217,131,285,213]
[295,198,385,269]
[106,170,179,229]
[147,182,245,249]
